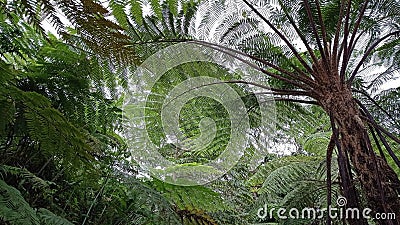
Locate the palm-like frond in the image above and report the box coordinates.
[274,103,331,156]
[248,155,341,225]
[151,179,228,225]
[1,0,138,64]
[0,179,41,225]
[0,179,76,225]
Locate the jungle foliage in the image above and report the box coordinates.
[1,0,400,225]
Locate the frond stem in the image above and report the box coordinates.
[278,0,326,78]
[355,100,400,168]
[191,40,317,87]
[274,98,318,105]
[315,0,330,59]
[347,0,369,58]
[368,124,387,162]
[326,133,335,225]
[339,0,352,82]
[303,0,330,74]
[188,40,311,89]
[241,0,315,76]
[352,89,400,128]
[332,0,347,66]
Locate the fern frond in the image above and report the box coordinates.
[37,208,73,225]
[0,179,40,225]
[0,165,51,191]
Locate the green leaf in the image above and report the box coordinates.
[0,179,40,225]
[166,0,178,16]
[150,0,163,19]
[130,0,143,25]
[37,208,73,225]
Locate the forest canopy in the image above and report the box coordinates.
[1,0,400,225]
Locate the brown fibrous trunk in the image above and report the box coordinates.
[316,69,400,225]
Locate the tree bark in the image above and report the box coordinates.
[318,81,400,225]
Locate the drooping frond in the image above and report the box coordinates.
[36,209,73,225]
[0,179,41,225]
[248,155,341,224]
[0,179,76,225]
[273,103,331,156]
[151,179,229,224]
[1,0,139,64]
[106,0,199,59]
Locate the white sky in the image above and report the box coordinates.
[379,75,400,90]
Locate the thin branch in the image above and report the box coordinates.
[191,40,317,88]
[223,80,313,96]
[341,0,371,82]
[162,80,313,110]
[367,66,400,90]
[126,18,144,42]
[126,39,188,45]
[81,176,109,225]
[277,0,326,77]
[339,0,352,82]
[355,100,400,169]
[332,0,347,66]
[255,90,312,96]
[62,39,98,56]
[348,30,400,84]
[188,40,311,89]
[314,0,330,59]
[368,124,387,163]
[326,133,335,225]
[274,98,319,105]
[352,89,400,128]
[241,0,315,75]
[347,0,369,60]
[303,0,330,73]
[374,126,400,169]
[348,28,366,55]
[147,17,167,38]
[372,123,400,145]
[354,99,400,145]
[350,12,399,54]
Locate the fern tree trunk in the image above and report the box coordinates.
[317,77,400,225]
